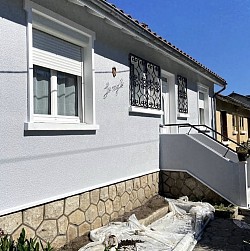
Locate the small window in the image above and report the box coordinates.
[232,115,237,129]
[33,66,51,115]
[240,117,244,129]
[199,108,205,125]
[33,65,79,118]
[129,54,161,110]
[221,111,228,141]
[198,91,205,125]
[199,92,205,101]
[177,75,188,113]
[197,84,209,126]
[57,71,78,117]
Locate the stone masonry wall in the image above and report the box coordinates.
[0,172,159,249]
[160,171,227,204]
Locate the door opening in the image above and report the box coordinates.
[221,111,228,141]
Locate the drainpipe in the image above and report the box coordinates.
[212,83,227,138]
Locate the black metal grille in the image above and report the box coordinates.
[129,54,161,110]
[177,75,188,113]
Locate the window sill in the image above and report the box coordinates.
[129,106,163,115]
[240,130,247,135]
[197,126,210,133]
[24,122,99,131]
[232,130,238,135]
[177,113,190,118]
[222,141,231,146]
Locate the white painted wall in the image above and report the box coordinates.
[0,0,220,215]
[191,134,238,162]
[0,0,161,215]
[160,134,248,207]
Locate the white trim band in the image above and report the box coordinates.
[24,122,99,131]
[129,106,163,115]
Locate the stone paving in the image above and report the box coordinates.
[194,212,250,251]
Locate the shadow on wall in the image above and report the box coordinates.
[1,139,159,165]
[24,130,97,137]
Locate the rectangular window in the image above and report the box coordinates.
[24,4,98,131]
[32,29,81,123]
[177,75,188,113]
[33,66,51,115]
[57,71,78,117]
[198,92,205,125]
[33,65,79,117]
[199,92,205,101]
[232,115,237,129]
[221,111,228,141]
[129,54,161,110]
[199,108,205,125]
[240,117,244,129]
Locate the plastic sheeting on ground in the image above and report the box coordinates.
[79,197,215,251]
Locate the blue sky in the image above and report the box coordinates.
[109,0,250,95]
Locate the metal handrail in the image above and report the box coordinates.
[160,123,248,158]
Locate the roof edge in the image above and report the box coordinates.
[70,0,227,86]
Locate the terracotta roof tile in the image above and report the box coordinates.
[101,0,226,83]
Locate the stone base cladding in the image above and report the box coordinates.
[0,172,159,249]
[160,171,227,204]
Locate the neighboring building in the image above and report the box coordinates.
[229,92,250,139]
[229,92,250,108]
[1,0,249,248]
[216,94,250,150]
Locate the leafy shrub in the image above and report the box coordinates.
[0,228,53,251]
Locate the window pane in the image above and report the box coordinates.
[129,54,161,110]
[240,117,244,129]
[199,108,205,125]
[199,92,205,101]
[177,75,188,113]
[232,115,236,128]
[33,65,51,114]
[57,72,78,116]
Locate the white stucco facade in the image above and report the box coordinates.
[0,0,226,216]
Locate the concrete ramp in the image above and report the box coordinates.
[190,133,238,163]
[160,134,248,207]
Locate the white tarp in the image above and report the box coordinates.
[79,197,214,251]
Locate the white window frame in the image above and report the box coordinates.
[240,116,244,130]
[129,54,163,115]
[232,114,238,135]
[24,0,99,131]
[197,83,209,127]
[239,116,247,135]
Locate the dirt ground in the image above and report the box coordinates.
[58,197,250,251]
[58,195,167,251]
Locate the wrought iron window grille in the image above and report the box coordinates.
[177,75,188,113]
[129,54,161,110]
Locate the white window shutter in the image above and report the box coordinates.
[33,29,82,76]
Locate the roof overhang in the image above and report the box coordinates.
[69,0,227,87]
[217,95,250,111]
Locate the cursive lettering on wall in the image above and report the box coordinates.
[103,79,124,99]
